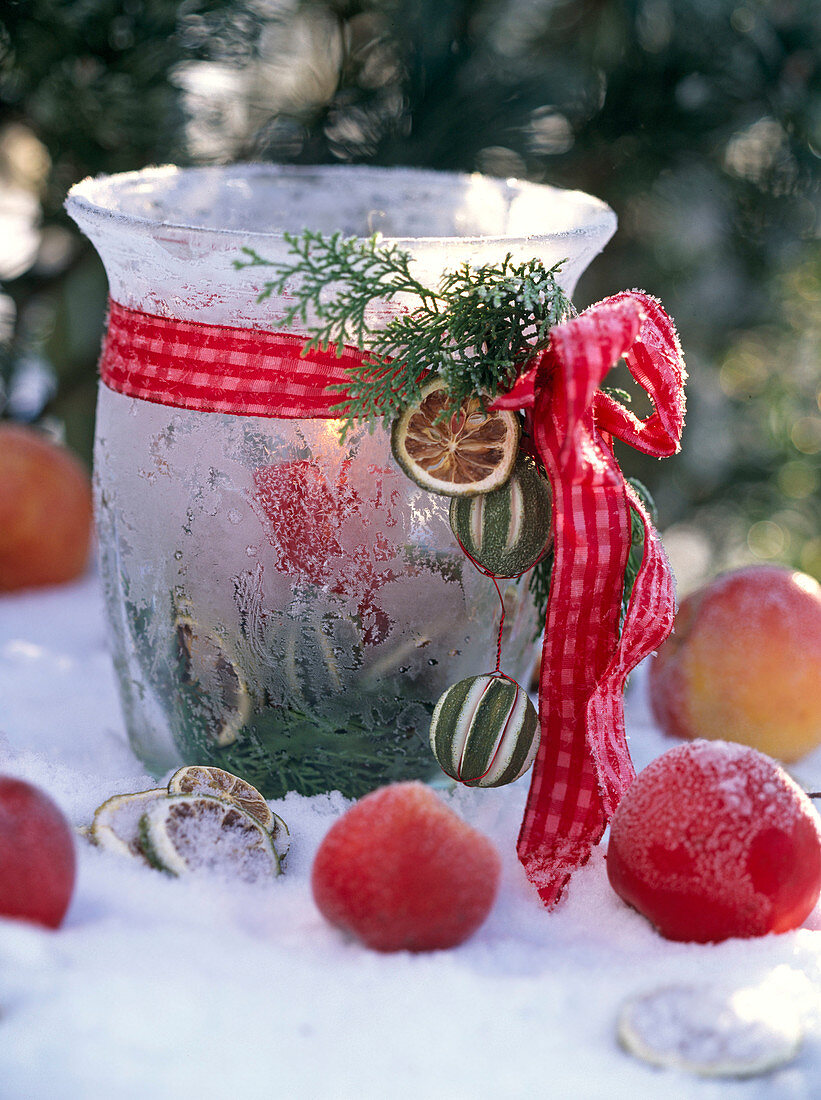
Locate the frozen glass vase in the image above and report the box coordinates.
[66,165,616,799]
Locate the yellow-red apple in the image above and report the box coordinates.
[0,422,93,592]
[648,565,821,763]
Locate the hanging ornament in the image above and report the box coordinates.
[390,378,521,497]
[429,672,539,787]
[449,453,553,578]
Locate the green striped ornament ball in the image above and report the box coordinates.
[449,454,553,578]
[429,672,540,788]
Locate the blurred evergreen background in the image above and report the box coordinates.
[0,0,818,589]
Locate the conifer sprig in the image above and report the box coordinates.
[235,231,574,437]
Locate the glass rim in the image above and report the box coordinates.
[65,162,617,246]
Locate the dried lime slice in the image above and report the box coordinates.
[90,789,168,861]
[391,380,520,497]
[618,984,802,1078]
[139,794,282,882]
[167,765,290,861]
[174,615,251,747]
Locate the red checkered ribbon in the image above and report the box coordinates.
[101,292,685,909]
[99,299,357,417]
[492,292,686,906]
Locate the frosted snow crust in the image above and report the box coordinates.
[3,586,821,1097]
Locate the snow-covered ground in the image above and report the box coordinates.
[2,572,821,1099]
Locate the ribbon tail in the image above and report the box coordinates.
[515,296,683,909]
[518,471,678,906]
[516,376,632,905]
[585,491,677,815]
[518,760,608,906]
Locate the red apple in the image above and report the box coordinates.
[649,565,821,763]
[607,740,821,942]
[312,782,501,952]
[0,776,77,928]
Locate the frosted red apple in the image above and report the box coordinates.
[649,565,821,763]
[311,782,501,952]
[0,776,76,928]
[607,740,821,942]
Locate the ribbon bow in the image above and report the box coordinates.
[493,291,686,907]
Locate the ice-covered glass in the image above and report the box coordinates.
[66,164,616,798]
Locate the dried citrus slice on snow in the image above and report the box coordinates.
[617,984,802,1077]
[391,380,520,496]
[174,615,251,747]
[167,765,290,860]
[139,794,282,882]
[90,789,168,861]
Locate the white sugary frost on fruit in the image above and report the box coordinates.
[618,984,802,1077]
[139,794,282,882]
[429,672,540,787]
[620,739,802,832]
[608,738,821,940]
